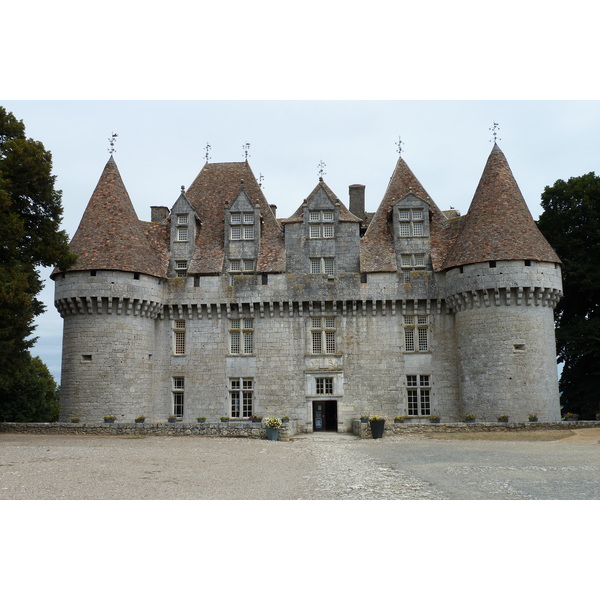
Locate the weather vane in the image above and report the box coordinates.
[489,122,501,144]
[242,142,251,161]
[204,143,211,162]
[395,136,404,156]
[258,173,264,189]
[108,133,118,154]
[317,160,326,178]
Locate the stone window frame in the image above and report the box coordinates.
[406,374,431,416]
[173,319,186,355]
[311,317,337,355]
[172,376,185,417]
[229,318,255,355]
[397,206,427,238]
[175,260,188,278]
[230,212,255,240]
[308,210,335,239]
[229,259,255,284]
[229,377,254,418]
[315,376,334,395]
[176,226,189,242]
[310,257,335,275]
[403,315,429,353]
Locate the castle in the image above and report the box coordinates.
[52,143,563,431]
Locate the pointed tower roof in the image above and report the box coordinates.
[282,178,362,224]
[360,156,447,272]
[441,144,560,269]
[58,156,168,278]
[185,161,285,273]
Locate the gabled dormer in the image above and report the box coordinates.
[168,187,200,278]
[224,186,261,282]
[283,178,361,275]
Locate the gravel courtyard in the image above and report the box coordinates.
[1,429,599,500]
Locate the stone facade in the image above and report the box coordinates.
[53,144,563,431]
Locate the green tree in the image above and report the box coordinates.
[0,106,75,420]
[537,172,600,419]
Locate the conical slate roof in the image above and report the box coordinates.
[360,156,447,272]
[441,144,560,269]
[283,178,363,224]
[185,161,285,274]
[57,156,167,278]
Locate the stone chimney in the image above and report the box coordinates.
[151,206,170,223]
[269,204,277,218]
[349,184,365,220]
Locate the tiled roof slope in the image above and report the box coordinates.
[282,178,363,224]
[56,156,168,278]
[360,157,448,272]
[186,161,285,274]
[441,144,560,269]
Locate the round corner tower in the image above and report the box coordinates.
[441,144,563,422]
[53,156,166,422]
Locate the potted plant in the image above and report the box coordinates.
[428,415,441,423]
[264,416,282,441]
[394,416,407,423]
[464,414,476,423]
[528,414,538,422]
[70,417,80,423]
[196,417,206,423]
[369,415,385,439]
[281,416,290,423]
[251,415,262,423]
[135,415,146,423]
[220,416,230,422]
[564,412,579,422]
[104,415,116,423]
[167,415,178,423]
[360,416,369,423]
[497,414,509,423]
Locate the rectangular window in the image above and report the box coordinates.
[243,213,254,224]
[229,377,253,418]
[230,226,241,240]
[175,261,188,277]
[412,222,424,237]
[231,213,242,224]
[177,227,188,241]
[316,377,334,395]
[173,320,186,355]
[309,211,321,222]
[407,374,431,416]
[229,318,254,355]
[414,254,425,267]
[307,211,335,238]
[310,257,334,275]
[311,317,336,354]
[310,224,321,238]
[401,254,412,267]
[172,377,184,417]
[177,214,189,225]
[399,222,411,237]
[243,225,254,240]
[243,259,254,271]
[322,223,334,238]
[404,315,428,352]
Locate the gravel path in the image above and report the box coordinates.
[1,430,598,500]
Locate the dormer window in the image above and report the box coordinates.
[177,227,188,241]
[175,261,188,277]
[398,208,425,237]
[230,212,255,240]
[308,210,335,238]
[177,214,188,225]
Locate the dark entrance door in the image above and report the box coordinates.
[312,400,338,432]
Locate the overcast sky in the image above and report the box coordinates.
[3,99,600,382]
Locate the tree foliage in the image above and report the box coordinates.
[0,106,75,421]
[537,172,600,419]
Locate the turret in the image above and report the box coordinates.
[442,144,563,421]
[52,156,167,422]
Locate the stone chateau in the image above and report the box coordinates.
[52,143,563,431]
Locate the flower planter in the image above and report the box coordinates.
[497,419,509,423]
[370,419,385,439]
[196,418,206,423]
[104,418,115,423]
[529,417,538,422]
[266,427,279,441]
[135,419,145,424]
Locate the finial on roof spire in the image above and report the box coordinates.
[181,185,185,194]
[108,132,118,155]
[204,143,211,163]
[242,142,251,161]
[489,122,501,144]
[317,160,326,179]
[240,179,245,190]
[395,135,404,156]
